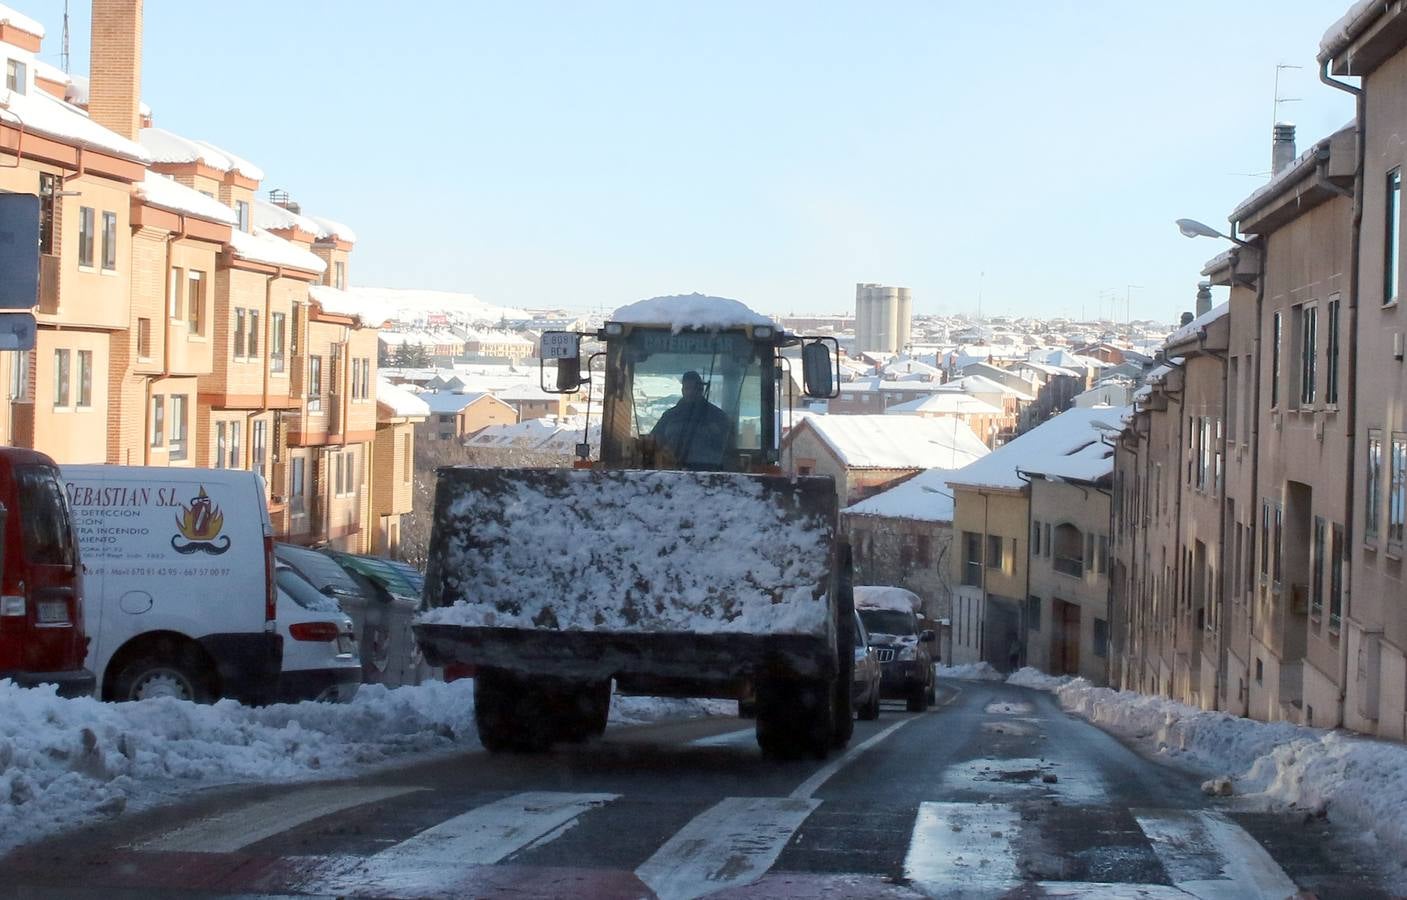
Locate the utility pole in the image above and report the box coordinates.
[976,271,985,322]
[1125,284,1142,329]
[61,1,70,73]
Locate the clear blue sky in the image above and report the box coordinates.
[29,1,1354,320]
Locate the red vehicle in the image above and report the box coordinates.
[0,448,94,697]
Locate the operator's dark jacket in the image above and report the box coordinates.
[651,398,733,468]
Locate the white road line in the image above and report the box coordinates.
[1032,883,1194,898]
[1134,808,1299,900]
[903,801,1022,896]
[688,727,756,747]
[364,791,618,868]
[135,785,423,853]
[634,796,820,900]
[788,715,917,800]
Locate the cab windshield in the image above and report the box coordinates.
[619,329,768,470]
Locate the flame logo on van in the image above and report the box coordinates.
[171,486,232,555]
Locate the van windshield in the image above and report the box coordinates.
[15,464,76,568]
[858,609,915,638]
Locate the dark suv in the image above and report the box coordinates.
[856,589,936,712]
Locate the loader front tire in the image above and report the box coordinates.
[756,675,835,761]
[553,680,612,743]
[474,667,556,753]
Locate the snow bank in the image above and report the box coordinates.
[854,585,921,613]
[612,294,776,334]
[1006,667,1073,691]
[1013,672,1407,858]
[0,679,476,856]
[419,469,835,635]
[936,661,1005,681]
[609,696,737,726]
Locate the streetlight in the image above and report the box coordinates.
[1175,218,1252,248]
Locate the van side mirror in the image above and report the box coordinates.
[540,332,583,393]
[920,630,935,643]
[801,340,836,398]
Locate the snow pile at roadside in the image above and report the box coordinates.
[1010,670,1407,857]
[0,679,476,855]
[936,661,1005,681]
[610,696,737,726]
[1007,668,1074,691]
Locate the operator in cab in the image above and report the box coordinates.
[650,370,735,469]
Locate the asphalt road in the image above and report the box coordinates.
[2,680,1401,899]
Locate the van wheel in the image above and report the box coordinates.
[113,650,213,703]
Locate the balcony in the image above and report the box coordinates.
[37,254,59,314]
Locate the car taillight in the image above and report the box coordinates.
[289,621,341,642]
[444,663,476,682]
[263,535,276,625]
[0,596,25,617]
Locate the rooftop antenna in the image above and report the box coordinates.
[61,0,70,73]
[976,271,985,321]
[1273,63,1302,136]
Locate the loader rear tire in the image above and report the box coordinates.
[831,557,856,749]
[474,668,556,753]
[756,675,835,761]
[553,680,611,744]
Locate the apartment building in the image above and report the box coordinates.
[0,1,414,557]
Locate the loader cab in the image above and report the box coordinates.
[600,325,777,472]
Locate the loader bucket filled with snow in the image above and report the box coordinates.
[410,466,844,753]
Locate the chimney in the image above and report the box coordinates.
[88,0,144,141]
[1195,281,1212,317]
[1272,122,1296,176]
[1180,311,1195,328]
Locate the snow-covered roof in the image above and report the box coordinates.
[1230,129,1342,227]
[0,83,148,161]
[137,173,238,225]
[1146,359,1183,383]
[946,405,1129,491]
[253,198,321,236]
[1320,0,1384,60]
[886,393,1004,417]
[422,390,491,415]
[307,214,357,244]
[140,127,232,170]
[1166,301,1230,346]
[0,3,44,37]
[944,374,1036,403]
[1018,360,1079,378]
[796,414,990,470]
[192,138,264,181]
[612,293,776,333]
[63,73,151,118]
[308,285,395,328]
[854,585,922,613]
[376,378,430,419]
[844,467,957,523]
[228,227,326,274]
[1019,419,1121,484]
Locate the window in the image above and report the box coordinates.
[1228,357,1239,442]
[1043,523,1051,557]
[76,350,92,407]
[1299,305,1317,406]
[1233,522,1244,598]
[214,422,227,469]
[1093,618,1108,658]
[5,58,26,94]
[234,308,247,359]
[38,173,56,254]
[78,207,95,267]
[1330,523,1345,631]
[236,200,250,233]
[1027,595,1041,632]
[1388,168,1401,305]
[308,355,323,411]
[1260,501,1271,577]
[1098,535,1110,576]
[170,396,188,460]
[1270,311,1282,408]
[1391,433,1407,546]
[290,302,301,355]
[1367,429,1383,541]
[52,348,69,407]
[252,420,267,479]
[169,267,183,319]
[1053,524,1083,577]
[187,271,204,334]
[1273,503,1283,586]
[986,534,1004,571]
[9,349,29,401]
[334,261,346,290]
[248,310,260,358]
[137,317,152,360]
[271,313,286,372]
[334,452,345,497]
[291,457,306,516]
[1326,299,1340,404]
[228,421,241,468]
[1311,516,1325,621]
[1214,418,1223,492]
[14,464,77,568]
[963,531,982,586]
[150,395,164,447]
[1032,520,1042,556]
[101,211,117,271]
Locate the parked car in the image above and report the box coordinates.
[0,448,95,697]
[855,586,936,713]
[852,609,881,720]
[275,564,360,702]
[62,466,281,704]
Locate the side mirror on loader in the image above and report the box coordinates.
[540,331,583,393]
[801,340,836,398]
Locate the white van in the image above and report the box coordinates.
[61,465,282,704]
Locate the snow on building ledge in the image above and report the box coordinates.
[309,285,396,329]
[138,173,238,226]
[228,227,326,274]
[1320,0,1386,61]
[193,138,264,182]
[0,3,44,38]
[308,214,357,245]
[254,198,321,237]
[612,293,776,333]
[140,126,232,171]
[1165,301,1230,347]
[0,85,149,162]
[65,74,152,118]
[376,378,430,421]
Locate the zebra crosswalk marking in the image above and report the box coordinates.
[1134,808,1299,900]
[903,801,1023,895]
